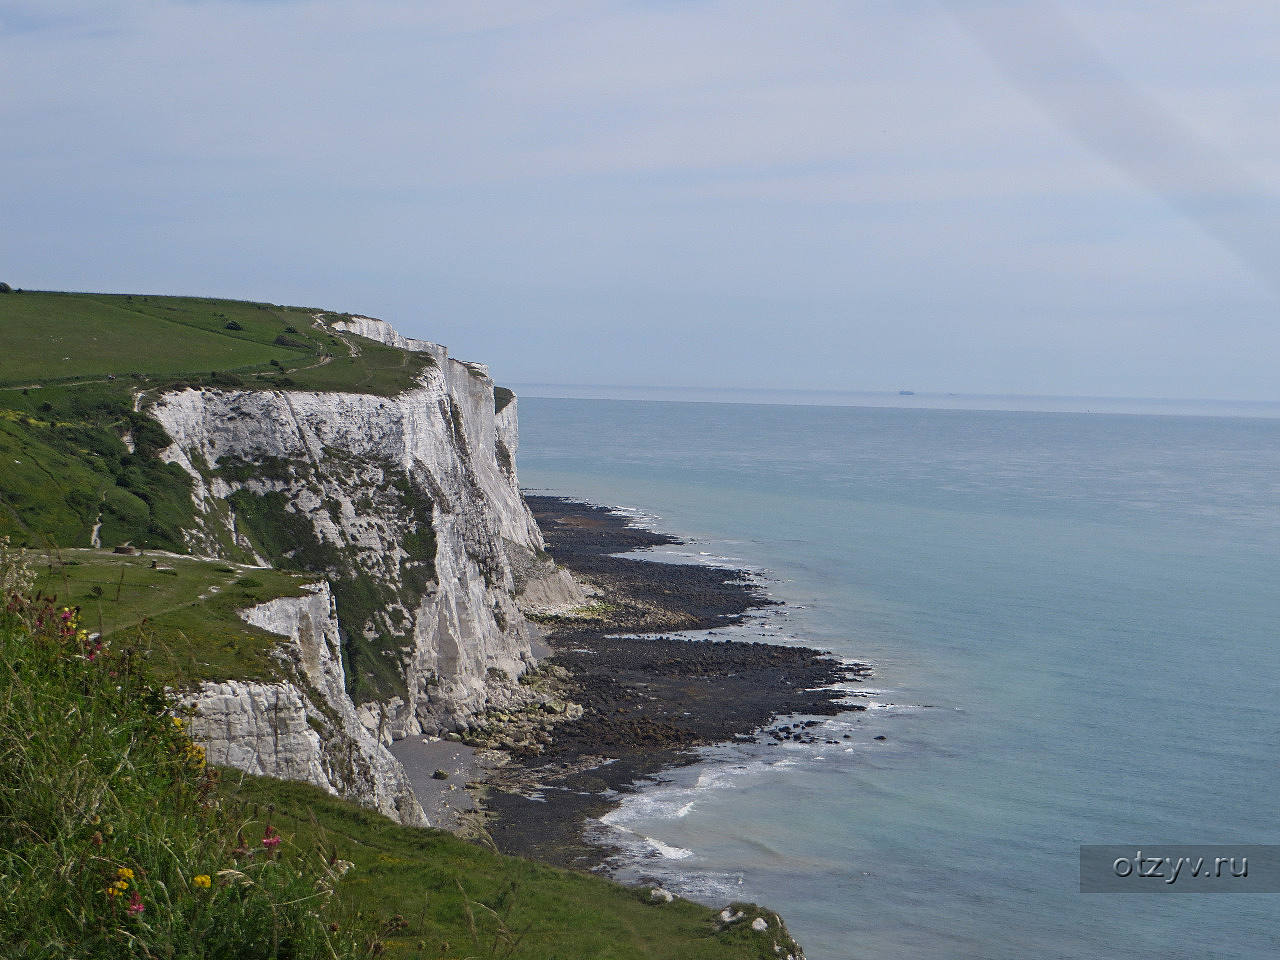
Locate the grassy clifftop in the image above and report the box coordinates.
[28,548,314,685]
[0,290,432,395]
[0,292,315,385]
[0,290,434,550]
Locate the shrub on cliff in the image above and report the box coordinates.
[208,370,245,387]
[0,542,368,959]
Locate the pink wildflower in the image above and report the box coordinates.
[126,892,145,916]
[262,824,282,850]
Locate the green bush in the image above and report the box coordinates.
[208,371,245,388]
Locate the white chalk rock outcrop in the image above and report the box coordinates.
[152,316,585,748]
[182,583,427,826]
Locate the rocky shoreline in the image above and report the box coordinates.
[463,495,870,870]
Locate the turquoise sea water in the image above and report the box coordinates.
[515,397,1280,960]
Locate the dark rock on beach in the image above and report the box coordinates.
[478,495,865,869]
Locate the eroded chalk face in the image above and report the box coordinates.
[154,317,585,822]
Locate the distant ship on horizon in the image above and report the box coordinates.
[899,390,915,396]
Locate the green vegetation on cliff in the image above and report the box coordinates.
[224,464,437,706]
[0,379,198,549]
[28,548,313,685]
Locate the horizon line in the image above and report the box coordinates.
[506,382,1280,408]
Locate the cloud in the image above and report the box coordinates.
[2,0,1278,397]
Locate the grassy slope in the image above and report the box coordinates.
[0,379,201,549]
[5,547,795,958]
[0,604,362,960]
[28,548,313,685]
[227,774,794,960]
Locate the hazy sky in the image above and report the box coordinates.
[3,1,1278,399]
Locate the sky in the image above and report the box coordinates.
[2,0,1278,400]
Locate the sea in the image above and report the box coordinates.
[513,391,1280,960]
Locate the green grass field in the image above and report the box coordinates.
[0,292,316,385]
[0,290,433,396]
[29,548,313,685]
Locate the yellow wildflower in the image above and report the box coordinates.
[183,743,206,769]
[193,874,212,889]
[116,867,134,881]
[112,879,129,892]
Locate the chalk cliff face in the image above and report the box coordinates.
[181,583,427,825]
[151,317,583,820]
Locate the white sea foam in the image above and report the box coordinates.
[602,755,800,835]
[623,867,745,904]
[648,838,695,860]
[586,733,869,911]
[600,791,690,825]
[667,549,751,568]
[605,505,667,533]
[833,686,893,696]
[867,701,926,711]
[836,654,872,667]
[667,872,745,901]
[588,818,694,861]
[623,544,763,573]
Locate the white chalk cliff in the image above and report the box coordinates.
[152,316,584,823]
[181,582,427,825]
